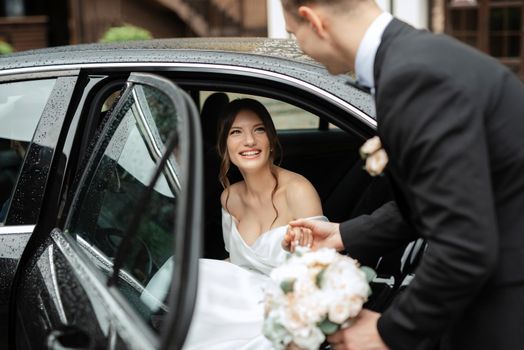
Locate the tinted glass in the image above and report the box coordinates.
[0,79,56,223]
[67,83,181,330]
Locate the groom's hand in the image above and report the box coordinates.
[327,310,389,350]
[286,219,344,252]
[286,342,302,350]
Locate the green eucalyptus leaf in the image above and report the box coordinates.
[280,279,295,294]
[315,267,327,288]
[318,318,340,335]
[360,266,377,283]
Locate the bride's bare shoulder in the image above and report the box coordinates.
[277,168,323,217]
[278,167,312,189]
[220,181,244,213]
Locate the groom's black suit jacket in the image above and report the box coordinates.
[341,19,524,350]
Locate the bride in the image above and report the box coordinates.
[182,98,326,349]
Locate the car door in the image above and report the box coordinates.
[9,73,202,350]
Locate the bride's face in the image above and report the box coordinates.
[227,109,271,172]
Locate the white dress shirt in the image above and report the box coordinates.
[355,12,394,95]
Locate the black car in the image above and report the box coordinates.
[0,38,416,349]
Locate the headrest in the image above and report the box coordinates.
[200,92,230,149]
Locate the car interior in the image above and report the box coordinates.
[194,88,416,313]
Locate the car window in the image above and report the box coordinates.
[200,91,319,130]
[66,82,180,330]
[0,79,56,224]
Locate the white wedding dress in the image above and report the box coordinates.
[182,209,327,350]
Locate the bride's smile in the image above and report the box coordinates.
[239,149,261,158]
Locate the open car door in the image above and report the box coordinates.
[9,73,202,350]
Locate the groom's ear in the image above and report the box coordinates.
[297,5,329,39]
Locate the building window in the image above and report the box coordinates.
[446,0,524,78]
[2,0,25,17]
[490,3,521,58]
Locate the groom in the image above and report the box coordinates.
[281,0,524,349]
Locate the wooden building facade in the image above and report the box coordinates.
[432,0,524,79]
[0,15,47,51]
[1,0,268,51]
[69,0,267,44]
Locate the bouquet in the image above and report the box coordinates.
[263,247,374,350]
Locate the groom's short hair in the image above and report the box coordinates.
[281,0,367,19]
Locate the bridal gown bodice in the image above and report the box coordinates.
[182,210,327,350]
[223,209,292,276]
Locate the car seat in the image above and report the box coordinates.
[200,92,230,259]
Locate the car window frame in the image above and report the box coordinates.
[0,73,77,226]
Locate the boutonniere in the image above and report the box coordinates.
[359,136,389,176]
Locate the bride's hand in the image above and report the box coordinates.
[289,219,344,251]
[282,226,313,252]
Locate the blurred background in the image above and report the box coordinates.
[0,0,522,79]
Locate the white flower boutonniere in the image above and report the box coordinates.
[359,136,389,176]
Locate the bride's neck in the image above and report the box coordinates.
[241,165,277,199]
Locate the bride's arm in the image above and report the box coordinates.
[220,187,240,261]
[282,177,324,251]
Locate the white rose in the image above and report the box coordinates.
[292,325,325,350]
[365,148,388,176]
[328,294,365,323]
[263,310,293,350]
[325,260,370,297]
[327,296,353,324]
[293,273,317,296]
[320,259,370,324]
[264,283,287,316]
[270,261,308,287]
[359,136,382,159]
[280,305,310,339]
[301,248,338,267]
[292,287,328,325]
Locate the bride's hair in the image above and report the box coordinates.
[217,98,283,228]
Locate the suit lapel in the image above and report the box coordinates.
[374,18,415,99]
[373,18,418,226]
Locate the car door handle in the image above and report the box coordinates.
[46,326,91,350]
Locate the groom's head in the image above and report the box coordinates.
[281,0,381,74]
[281,0,365,19]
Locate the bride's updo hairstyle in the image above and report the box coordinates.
[217,98,282,225]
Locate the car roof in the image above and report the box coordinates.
[0,38,375,118]
[1,38,317,66]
